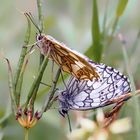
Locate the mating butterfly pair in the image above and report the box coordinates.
[36,34,131,117]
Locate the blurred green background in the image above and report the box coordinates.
[0,0,140,140]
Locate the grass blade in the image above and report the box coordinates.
[85,0,103,63]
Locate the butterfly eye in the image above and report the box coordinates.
[59,109,68,117]
[37,35,44,40]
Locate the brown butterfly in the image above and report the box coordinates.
[36,34,100,80]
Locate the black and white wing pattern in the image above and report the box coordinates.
[58,60,131,117]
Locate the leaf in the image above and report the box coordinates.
[85,0,103,63]
[116,0,128,17]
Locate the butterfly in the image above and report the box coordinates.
[36,34,99,80]
[58,60,131,117]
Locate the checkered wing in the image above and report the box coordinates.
[58,61,131,116]
[37,34,99,80]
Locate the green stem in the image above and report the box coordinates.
[25,55,49,110]
[24,128,29,140]
[102,0,109,38]
[37,0,44,32]
[107,17,119,46]
[14,46,28,90]
[14,15,31,106]
[37,0,45,65]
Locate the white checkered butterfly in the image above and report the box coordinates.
[58,60,131,117]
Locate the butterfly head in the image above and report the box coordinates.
[36,34,51,55]
[36,34,45,41]
[58,91,70,117]
[59,108,68,117]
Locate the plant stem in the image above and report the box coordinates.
[25,55,49,110]
[14,16,31,106]
[24,128,29,140]
[37,0,45,65]
[37,0,44,32]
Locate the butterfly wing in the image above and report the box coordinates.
[58,76,83,116]
[60,62,131,111]
[37,35,99,80]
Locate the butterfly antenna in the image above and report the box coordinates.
[40,82,51,88]
[24,12,42,35]
[40,81,59,91]
[67,113,72,132]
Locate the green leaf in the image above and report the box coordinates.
[116,0,128,17]
[85,0,103,63]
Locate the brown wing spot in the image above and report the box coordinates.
[39,35,100,80]
[71,64,81,72]
[55,45,69,55]
[53,46,69,56]
[68,52,79,61]
[75,61,85,68]
[61,65,71,73]
[75,66,99,80]
[75,67,88,80]
[56,55,62,64]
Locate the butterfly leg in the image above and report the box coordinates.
[104,100,125,127]
[51,60,55,82]
[60,70,69,90]
[103,92,132,127]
